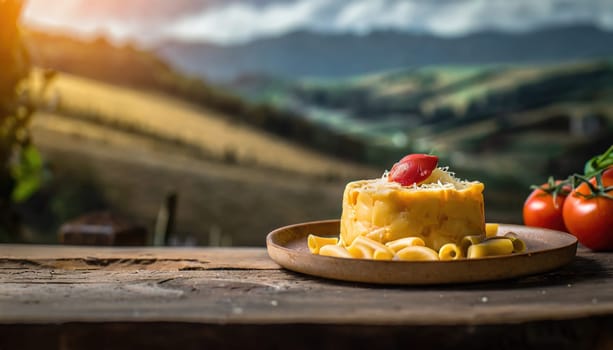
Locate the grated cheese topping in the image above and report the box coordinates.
[360,167,477,193]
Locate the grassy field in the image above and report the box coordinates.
[29,113,362,246]
[27,111,525,246]
[36,72,376,179]
[22,72,381,245]
[417,61,612,115]
[237,60,613,170]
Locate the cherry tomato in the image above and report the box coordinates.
[523,181,568,232]
[388,154,438,186]
[563,168,613,251]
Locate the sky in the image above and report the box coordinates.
[23,0,613,45]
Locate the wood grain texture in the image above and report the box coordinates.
[0,244,612,349]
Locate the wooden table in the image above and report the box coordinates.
[1,244,612,350]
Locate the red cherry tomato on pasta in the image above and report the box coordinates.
[523,182,568,232]
[563,168,613,251]
[388,154,438,186]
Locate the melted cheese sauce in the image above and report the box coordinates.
[340,168,485,251]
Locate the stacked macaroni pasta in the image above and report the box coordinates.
[309,167,526,261]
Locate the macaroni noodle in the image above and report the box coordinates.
[385,237,426,252]
[438,243,463,260]
[395,245,439,261]
[467,238,514,259]
[309,230,526,261]
[307,234,338,254]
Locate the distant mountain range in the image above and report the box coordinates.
[155,24,613,82]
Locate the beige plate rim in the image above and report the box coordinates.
[266,219,578,285]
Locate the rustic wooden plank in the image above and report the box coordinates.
[2,319,612,350]
[1,244,612,349]
[0,244,277,270]
[1,244,612,328]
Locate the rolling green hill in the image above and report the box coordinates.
[24,29,369,163]
[16,30,381,244]
[234,60,613,148]
[34,71,375,178]
[230,60,613,211]
[22,71,379,245]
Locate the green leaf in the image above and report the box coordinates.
[584,145,613,177]
[11,144,44,202]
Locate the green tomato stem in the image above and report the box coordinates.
[572,169,613,200]
[585,145,613,177]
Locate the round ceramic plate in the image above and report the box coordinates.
[266,220,578,285]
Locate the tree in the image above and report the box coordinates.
[0,0,41,241]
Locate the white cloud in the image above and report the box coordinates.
[335,0,387,32]
[334,0,419,33]
[164,0,328,43]
[422,1,485,36]
[22,0,613,45]
[421,0,613,35]
[598,12,613,28]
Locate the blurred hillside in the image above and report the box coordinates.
[27,107,370,246]
[17,30,378,245]
[24,30,369,164]
[16,26,613,244]
[228,60,613,220]
[232,61,613,167]
[32,72,374,179]
[157,25,613,81]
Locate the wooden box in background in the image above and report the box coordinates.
[58,211,148,246]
